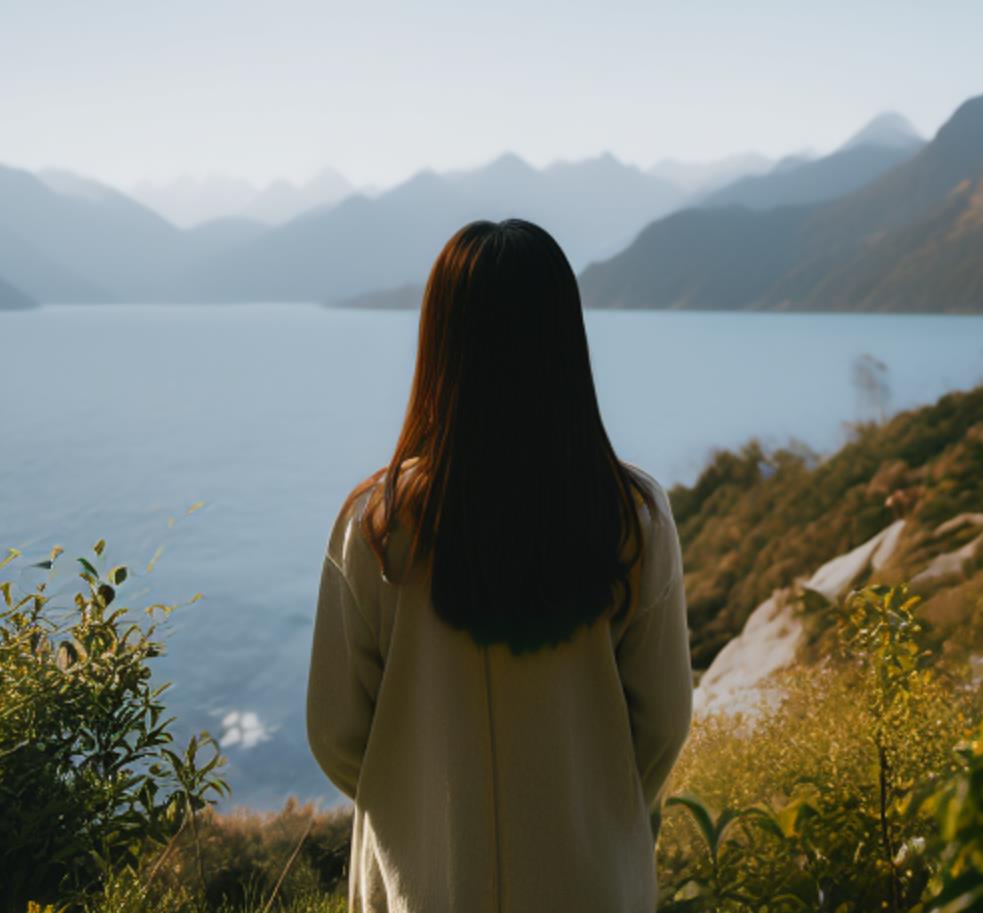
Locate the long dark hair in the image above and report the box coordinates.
[340,218,658,653]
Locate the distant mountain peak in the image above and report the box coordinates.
[547,150,633,176]
[585,150,631,171]
[932,94,983,153]
[648,153,773,194]
[128,168,356,227]
[395,167,446,194]
[771,153,813,173]
[841,112,922,151]
[483,151,537,175]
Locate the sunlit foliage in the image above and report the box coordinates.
[0,543,228,911]
[658,584,982,911]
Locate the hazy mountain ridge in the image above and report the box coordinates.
[648,153,773,193]
[177,151,687,303]
[700,114,923,212]
[183,218,270,257]
[580,95,983,312]
[840,111,922,151]
[0,152,689,304]
[0,167,334,301]
[0,166,190,300]
[700,141,922,211]
[129,167,357,228]
[0,220,110,302]
[763,95,983,310]
[4,98,982,310]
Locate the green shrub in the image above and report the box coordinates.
[658,583,980,911]
[0,541,228,911]
[920,718,983,912]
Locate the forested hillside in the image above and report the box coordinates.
[671,383,983,666]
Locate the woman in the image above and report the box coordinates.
[306,219,693,913]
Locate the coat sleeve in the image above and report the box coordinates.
[615,482,694,843]
[306,550,384,802]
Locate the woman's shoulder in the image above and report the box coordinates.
[326,459,423,580]
[621,460,672,529]
[620,461,682,602]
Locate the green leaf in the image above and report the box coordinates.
[743,805,787,841]
[713,807,744,848]
[667,793,717,856]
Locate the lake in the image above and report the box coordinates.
[2,304,982,811]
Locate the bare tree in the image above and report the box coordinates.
[852,353,891,424]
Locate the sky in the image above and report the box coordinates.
[2,0,981,190]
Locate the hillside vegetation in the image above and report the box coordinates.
[670,382,983,668]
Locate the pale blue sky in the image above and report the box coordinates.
[2,0,981,188]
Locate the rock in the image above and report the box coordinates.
[693,590,802,717]
[911,532,983,587]
[803,519,906,602]
[692,518,908,718]
[934,513,983,538]
[872,519,907,571]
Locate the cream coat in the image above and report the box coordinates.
[306,462,693,912]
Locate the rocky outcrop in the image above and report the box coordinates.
[692,590,802,717]
[912,514,983,588]
[801,519,906,602]
[693,519,908,717]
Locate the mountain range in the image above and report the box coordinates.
[129,167,359,227]
[0,165,213,301]
[580,96,983,312]
[328,112,932,311]
[697,113,924,210]
[4,98,983,312]
[176,152,687,302]
[0,152,689,304]
[648,152,774,193]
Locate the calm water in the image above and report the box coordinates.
[2,304,982,810]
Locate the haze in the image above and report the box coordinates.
[3,0,982,190]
